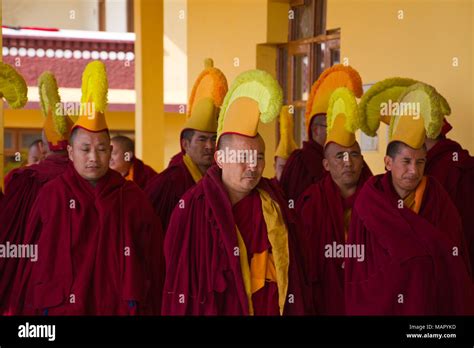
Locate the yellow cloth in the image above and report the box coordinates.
[182,154,203,183]
[124,163,134,182]
[235,188,289,316]
[403,176,427,214]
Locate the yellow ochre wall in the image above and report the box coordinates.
[327,0,474,174]
[187,0,288,178]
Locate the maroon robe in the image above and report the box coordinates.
[161,165,309,315]
[426,138,474,272]
[0,154,70,314]
[279,140,325,202]
[345,172,474,315]
[296,169,372,315]
[145,154,196,233]
[131,157,158,190]
[11,163,164,315]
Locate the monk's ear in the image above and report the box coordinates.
[322,158,329,171]
[181,138,189,153]
[214,150,223,169]
[384,155,392,171]
[67,144,74,161]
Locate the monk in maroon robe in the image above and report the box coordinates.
[162,134,309,315]
[279,115,327,202]
[0,133,70,315]
[11,127,164,315]
[109,135,158,189]
[297,141,372,315]
[346,141,473,315]
[146,129,216,232]
[425,124,474,273]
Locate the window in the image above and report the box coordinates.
[278,0,340,146]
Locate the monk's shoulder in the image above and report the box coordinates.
[147,162,187,190]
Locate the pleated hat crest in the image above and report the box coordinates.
[71,60,109,133]
[217,69,283,143]
[38,71,74,151]
[358,77,450,149]
[305,64,363,138]
[325,87,360,148]
[275,105,298,159]
[358,77,419,137]
[0,62,28,109]
[389,82,451,149]
[182,58,228,136]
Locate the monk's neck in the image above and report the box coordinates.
[223,184,251,206]
[392,183,413,200]
[337,182,357,199]
[197,164,210,175]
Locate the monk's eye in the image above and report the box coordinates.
[257,155,264,161]
[336,154,343,159]
[351,153,360,158]
[81,148,90,152]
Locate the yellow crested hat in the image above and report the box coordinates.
[275,105,298,159]
[38,72,74,151]
[0,62,28,109]
[305,64,363,138]
[217,69,283,142]
[358,77,419,136]
[71,61,109,133]
[325,87,360,148]
[389,82,451,149]
[182,58,228,136]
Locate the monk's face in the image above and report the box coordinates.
[68,128,112,183]
[310,115,327,145]
[385,144,426,195]
[181,130,216,170]
[110,140,133,176]
[216,134,265,195]
[274,156,287,181]
[323,142,363,188]
[27,142,46,165]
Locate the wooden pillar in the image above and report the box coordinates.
[134,0,165,171]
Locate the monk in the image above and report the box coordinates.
[0,71,73,315]
[3,140,47,189]
[425,121,474,273]
[13,126,164,315]
[297,141,372,315]
[27,139,46,165]
[279,65,363,202]
[11,61,164,315]
[345,141,473,315]
[109,135,158,189]
[162,134,308,315]
[146,129,216,232]
[146,58,227,232]
[279,115,326,201]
